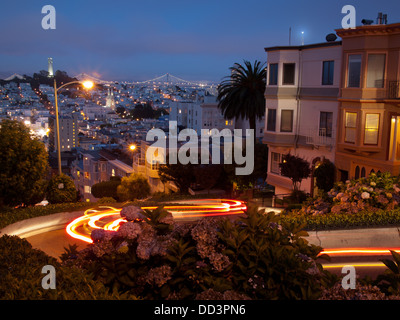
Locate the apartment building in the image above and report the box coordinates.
[169,94,264,138]
[263,40,342,195]
[48,113,78,152]
[72,148,133,201]
[335,22,400,181]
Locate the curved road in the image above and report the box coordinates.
[25,200,397,280]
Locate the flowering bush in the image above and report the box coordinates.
[64,205,336,300]
[300,172,400,216]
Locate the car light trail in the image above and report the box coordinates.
[322,262,387,269]
[320,248,400,255]
[66,199,247,244]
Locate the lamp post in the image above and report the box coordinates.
[53,79,94,175]
[129,144,137,168]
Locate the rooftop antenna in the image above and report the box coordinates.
[289,27,292,46]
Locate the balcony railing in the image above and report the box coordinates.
[305,127,335,147]
[389,81,400,99]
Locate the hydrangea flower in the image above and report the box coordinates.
[120,206,146,221]
[361,192,370,199]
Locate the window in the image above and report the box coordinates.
[269,63,278,85]
[322,61,334,85]
[84,186,91,194]
[355,166,360,179]
[364,113,380,145]
[280,110,293,132]
[319,112,333,137]
[366,54,385,88]
[345,112,357,143]
[267,109,277,131]
[271,152,281,174]
[347,54,362,88]
[283,63,295,85]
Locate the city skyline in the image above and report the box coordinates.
[1,0,400,82]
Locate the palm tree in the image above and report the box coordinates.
[217,60,266,144]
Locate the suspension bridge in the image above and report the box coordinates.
[75,72,213,87]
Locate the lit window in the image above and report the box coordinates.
[364,113,379,145]
[345,112,357,143]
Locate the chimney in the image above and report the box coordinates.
[377,12,383,24]
[383,14,388,24]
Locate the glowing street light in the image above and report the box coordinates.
[82,80,94,89]
[53,79,94,175]
[129,144,137,151]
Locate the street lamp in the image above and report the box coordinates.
[129,144,137,168]
[53,79,94,175]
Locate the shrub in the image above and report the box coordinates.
[91,178,121,200]
[298,172,400,216]
[46,174,78,204]
[117,173,151,201]
[0,235,135,299]
[66,205,335,300]
[314,160,335,192]
[97,197,117,204]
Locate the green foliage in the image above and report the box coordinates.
[97,197,117,204]
[91,179,121,200]
[46,174,78,204]
[376,250,400,296]
[217,206,331,299]
[158,159,196,193]
[0,119,48,206]
[313,160,335,192]
[67,204,334,300]
[0,235,135,299]
[0,202,96,230]
[117,173,151,201]
[279,154,311,192]
[217,60,266,144]
[224,143,269,191]
[282,208,400,231]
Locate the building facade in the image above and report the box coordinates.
[335,22,400,181]
[263,41,342,196]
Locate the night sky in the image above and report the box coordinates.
[1,0,399,82]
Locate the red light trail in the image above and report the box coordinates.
[66,199,247,244]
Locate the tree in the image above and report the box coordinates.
[117,173,151,201]
[91,177,121,200]
[158,157,196,194]
[217,60,266,145]
[46,174,78,204]
[313,160,335,193]
[0,120,48,206]
[224,143,268,191]
[279,154,311,202]
[193,164,223,194]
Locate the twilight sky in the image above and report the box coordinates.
[1,0,399,82]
